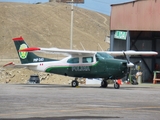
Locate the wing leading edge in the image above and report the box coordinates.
[19,47,96,56]
[19,47,158,56]
[106,50,158,56]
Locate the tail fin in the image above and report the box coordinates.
[12,36,57,64]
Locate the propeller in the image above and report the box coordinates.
[123,52,134,82]
[123,52,134,67]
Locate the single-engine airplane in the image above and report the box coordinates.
[3,36,158,89]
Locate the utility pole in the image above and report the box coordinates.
[70,0,73,49]
[65,0,84,49]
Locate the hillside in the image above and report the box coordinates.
[0,1,110,84]
[0,2,110,58]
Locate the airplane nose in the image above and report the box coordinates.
[127,62,134,67]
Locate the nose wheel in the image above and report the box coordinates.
[114,82,120,89]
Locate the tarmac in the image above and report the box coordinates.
[0,83,160,120]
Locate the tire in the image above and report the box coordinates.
[114,82,120,89]
[71,80,78,87]
[101,80,108,88]
[28,75,40,84]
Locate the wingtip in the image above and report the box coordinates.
[12,36,24,41]
[19,47,40,52]
[151,51,158,56]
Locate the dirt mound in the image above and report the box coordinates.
[0,68,74,84]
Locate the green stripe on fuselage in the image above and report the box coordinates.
[45,66,69,72]
[45,62,98,72]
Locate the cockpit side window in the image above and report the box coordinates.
[67,57,79,63]
[82,57,93,63]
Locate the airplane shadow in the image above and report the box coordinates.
[0,116,121,120]
[20,83,103,89]
[17,83,150,90]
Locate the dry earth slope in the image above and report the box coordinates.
[0,2,110,84]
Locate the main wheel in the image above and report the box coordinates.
[114,82,120,89]
[71,80,79,87]
[101,80,108,88]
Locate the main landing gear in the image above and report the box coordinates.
[101,80,108,88]
[71,78,120,89]
[71,78,79,87]
[101,79,120,89]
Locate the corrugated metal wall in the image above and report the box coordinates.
[110,0,160,31]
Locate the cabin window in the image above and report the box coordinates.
[82,57,93,63]
[67,57,79,63]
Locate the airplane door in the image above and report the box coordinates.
[67,57,92,77]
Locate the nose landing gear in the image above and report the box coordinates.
[114,81,120,89]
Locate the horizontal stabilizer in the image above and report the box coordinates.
[3,62,38,68]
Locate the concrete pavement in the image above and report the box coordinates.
[0,83,160,120]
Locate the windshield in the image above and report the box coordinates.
[96,52,113,60]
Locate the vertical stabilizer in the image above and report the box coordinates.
[12,36,57,64]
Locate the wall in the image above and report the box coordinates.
[111,0,160,31]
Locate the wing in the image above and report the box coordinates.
[19,47,96,56]
[19,47,158,56]
[106,50,158,56]
[3,62,38,68]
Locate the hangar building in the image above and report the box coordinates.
[110,0,160,83]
